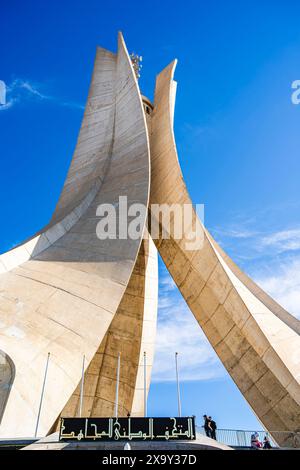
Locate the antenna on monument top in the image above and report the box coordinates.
[130,52,143,79]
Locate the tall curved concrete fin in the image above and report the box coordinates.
[58,232,157,420]
[129,233,158,417]
[149,60,300,446]
[51,47,117,224]
[0,32,151,437]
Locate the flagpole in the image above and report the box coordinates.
[144,351,147,417]
[79,354,85,417]
[175,352,182,417]
[34,352,50,438]
[114,352,121,418]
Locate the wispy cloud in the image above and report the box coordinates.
[181,122,210,137]
[253,256,300,320]
[152,271,225,383]
[213,227,260,240]
[14,80,47,99]
[160,275,177,292]
[211,208,300,320]
[260,228,300,253]
[153,209,300,384]
[212,212,300,260]
[0,78,84,112]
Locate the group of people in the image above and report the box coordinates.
[203,415,217,440]
[203,415,272,449]
[251,432,272,449]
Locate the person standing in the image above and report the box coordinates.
[251,432,262,449]
[203,415,211,437]
[208,416,217,440]
[263,435,272,449]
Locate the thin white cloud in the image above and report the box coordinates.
[14,80,48,99]
[160,275,177,292]
[154,218,300,384]
[213,227,259,240]
[0,78,84,111]
[254,256,300,320]
[212,212,300,321]
[181,122,210,137]
[212,215,300,259]
[260,228,300,253]
[152,272,225,382]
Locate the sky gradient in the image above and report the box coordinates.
[1,0,300,431]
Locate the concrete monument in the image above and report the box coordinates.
[0,33,299,447]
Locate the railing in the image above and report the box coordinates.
[196,426,300,448]
[1,429,300,449]
[0,438,38,450]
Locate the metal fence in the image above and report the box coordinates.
[1,428,300,450]
[196,426,300,448]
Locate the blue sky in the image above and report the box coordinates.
[1,0,300,431]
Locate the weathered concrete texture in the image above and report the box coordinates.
[51,48,117,224]
[23,431,232,450]
[0,32,151,438]
[57,234,157,421]
[149,60,300,447]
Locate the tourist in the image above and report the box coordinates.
[251,432,262,449]
[263,435,272,449]
[203,415,211,437]
[208,416,217,440]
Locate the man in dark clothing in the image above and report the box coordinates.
[208,416,217,440]
[263,435,272,449]
[203,415,211,437]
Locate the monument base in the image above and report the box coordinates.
[23,432,232,450]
